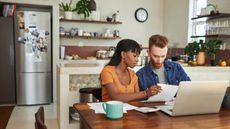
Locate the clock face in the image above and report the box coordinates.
[135,8,148,22]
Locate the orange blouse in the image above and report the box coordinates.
[100,65,139,101]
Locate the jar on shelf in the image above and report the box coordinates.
[196,52,206,65]
[113,30,119,37]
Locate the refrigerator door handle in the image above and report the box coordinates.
[10,44,14,66]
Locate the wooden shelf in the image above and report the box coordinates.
[191,34,230,38]
[192,13,230,20]
[60,35,121,39]
[60,19,122,24]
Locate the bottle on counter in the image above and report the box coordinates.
[193,50,197,62]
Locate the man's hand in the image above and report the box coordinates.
[146,85,162,97]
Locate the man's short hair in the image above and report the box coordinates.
[149,35,168,49]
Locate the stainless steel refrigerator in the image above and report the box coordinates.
[15,8,52,105]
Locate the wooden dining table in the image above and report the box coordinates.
[73,101,230,129]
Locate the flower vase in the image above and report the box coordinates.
[88,0,96,11]
[196,52,206,65]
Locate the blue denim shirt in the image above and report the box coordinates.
[136,61,191,91]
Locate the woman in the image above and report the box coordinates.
[100,39,160,102]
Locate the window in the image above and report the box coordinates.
[188,0,207,42]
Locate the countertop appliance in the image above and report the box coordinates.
[15,7,52,105]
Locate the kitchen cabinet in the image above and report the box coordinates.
[183,66,230,81]
[191,13,230,39]
[57,63,230,129]
[56,63,104,129]
[59,18,122,40]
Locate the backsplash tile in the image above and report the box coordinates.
[65,46,110,58]
[69,74,100,91]
[65,46,230,66]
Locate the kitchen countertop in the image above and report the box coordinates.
[57,60,230,74]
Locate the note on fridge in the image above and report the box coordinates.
[146,84,178,102]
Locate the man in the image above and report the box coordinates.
[136,35,191,92]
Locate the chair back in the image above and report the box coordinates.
[92,88,102,102]
[35,107,47,129]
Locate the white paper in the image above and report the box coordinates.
[146,84,178,102]
[87,102,138,114]
[134,107,160,113]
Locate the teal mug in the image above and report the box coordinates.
[102,101,123,119]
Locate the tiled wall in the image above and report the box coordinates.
[69,74,100,91]
[65,46,230,66]
[168,48,230,66]
[65,46,112,58]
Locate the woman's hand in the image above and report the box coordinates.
[146,85,162,98]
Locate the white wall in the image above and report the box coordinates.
[60,0,164,47]
[163,0,189,48]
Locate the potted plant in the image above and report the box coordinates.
[205,39,223,66]
[88,0,96,11]
[184,41,200,62]
[73,0,90,20]
[59,0,74,19]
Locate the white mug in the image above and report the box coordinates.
[78,29,83,36]
[60,46,65,59]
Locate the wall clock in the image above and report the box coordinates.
[135,8,148,22]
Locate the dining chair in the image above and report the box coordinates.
[92,87,102,102]
[35,106,47,129]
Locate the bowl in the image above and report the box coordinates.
[106,17,112,22]
[65,56,72,60]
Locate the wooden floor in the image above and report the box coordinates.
[0,106,14,129]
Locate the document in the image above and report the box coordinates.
[146,84,178,102]
[88,102,138,114]
[134,107,160,113]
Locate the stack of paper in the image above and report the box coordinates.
[146,84,178,102]
[88,102,138,114]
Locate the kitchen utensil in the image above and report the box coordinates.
[107,47,115,57]
[96,50,107,59]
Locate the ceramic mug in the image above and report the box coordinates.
[102,101,123,119]
[78,29,83,36]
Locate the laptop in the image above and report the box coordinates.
[156,81,229,116]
